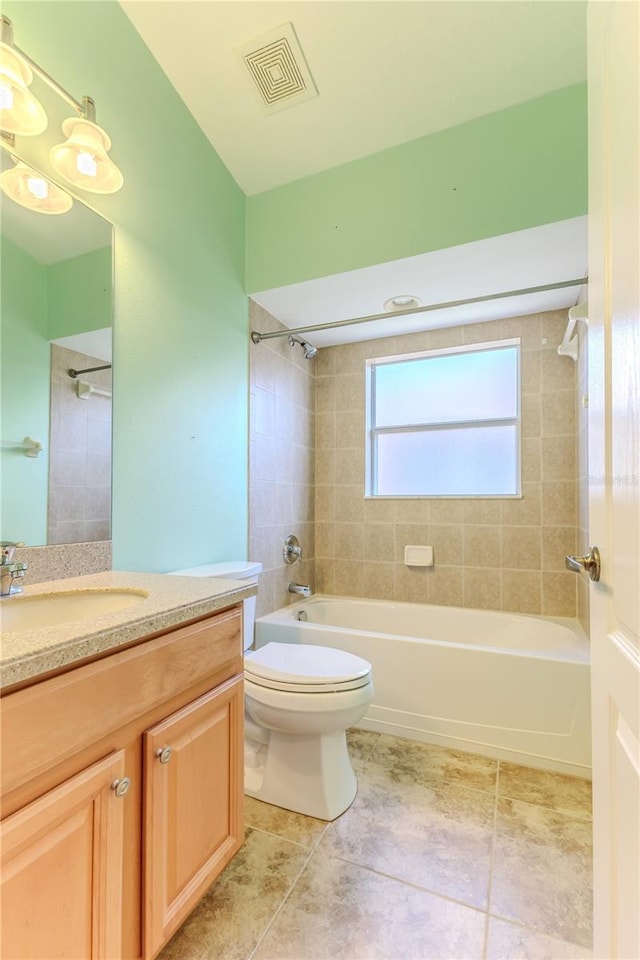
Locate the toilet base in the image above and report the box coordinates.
[244,727,357,821]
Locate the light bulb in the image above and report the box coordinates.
[0,162,72,214]
[50,117,123,194]
[76,151,97,177]
[26,175,48,199]
[0,42,47,136]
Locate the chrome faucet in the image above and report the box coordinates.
[1,542,27,596]
[288,582,311,598]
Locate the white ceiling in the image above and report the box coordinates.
[121,0,587,196]
[120,1,588,345]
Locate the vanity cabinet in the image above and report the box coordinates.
[1,604,244,960]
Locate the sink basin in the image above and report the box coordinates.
[0,589,149,632]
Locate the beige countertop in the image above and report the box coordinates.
[0,571,255,691]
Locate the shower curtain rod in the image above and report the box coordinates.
[250,277,588,344]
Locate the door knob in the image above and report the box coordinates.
[565,546,601,581]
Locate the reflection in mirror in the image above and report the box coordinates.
[0,148,113,546]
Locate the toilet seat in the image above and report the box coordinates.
[244,642,372,693]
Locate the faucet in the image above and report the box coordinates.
[1,542,27,597]
[288,582,311,598]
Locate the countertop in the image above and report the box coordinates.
[0,571,255,691]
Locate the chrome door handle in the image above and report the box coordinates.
[565,546,601,581]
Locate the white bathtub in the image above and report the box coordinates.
[254,595,591,777]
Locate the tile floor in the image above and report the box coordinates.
[159,730,593,960]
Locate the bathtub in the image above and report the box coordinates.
[254,595,591,777]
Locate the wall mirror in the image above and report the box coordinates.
[0,146,114,546]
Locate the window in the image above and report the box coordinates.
[366,340,520,497]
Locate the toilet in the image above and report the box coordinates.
[169,561,374,821]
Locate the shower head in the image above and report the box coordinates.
[287,334,317,360]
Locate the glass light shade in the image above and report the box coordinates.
[0,42,47,135]
[0,162,73,214]
[49,117,123,194]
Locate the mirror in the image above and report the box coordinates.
[0,147,113,546]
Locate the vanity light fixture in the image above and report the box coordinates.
[0,15,123,196]
[0,159,72,214]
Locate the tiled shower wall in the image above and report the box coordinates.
[314,310,579,617]
[48,345,112,545]
[249,302,315,617]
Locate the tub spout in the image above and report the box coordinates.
[288,582,311,598]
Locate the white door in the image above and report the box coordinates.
[587,3,640,959]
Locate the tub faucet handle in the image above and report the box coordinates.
[283,535,302,565]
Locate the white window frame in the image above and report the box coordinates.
[365,338,522,498]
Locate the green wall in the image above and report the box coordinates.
[246,84,588,291]
[3,0,248,572]
[0,239,49,545]
[48,246,112,340]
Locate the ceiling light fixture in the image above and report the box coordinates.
[383,295,423,312]
[0,159,73,214]
[0,15,123,199]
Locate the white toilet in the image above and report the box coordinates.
[169,561,373,821]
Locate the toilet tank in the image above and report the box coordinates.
[168,561,262,651]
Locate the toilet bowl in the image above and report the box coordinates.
[168,561,373,821]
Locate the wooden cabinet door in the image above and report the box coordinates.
[143,675,244,959]
[1,751,126,960]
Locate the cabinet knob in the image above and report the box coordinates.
[111,776,131,798]
[156,746,172,765]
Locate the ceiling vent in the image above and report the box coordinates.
[237,22,318,114]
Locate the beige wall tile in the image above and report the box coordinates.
[501,526,542,570]
[501,483,542,526]
[463,567,501,610]
[394,564,429,603]
[315,376,335,412]
[542,436,577,482]
[542,482,577,527]
[334,523,363,560]
[315,522,336,559]
[463,500,502,525]
[334,373,364,411]
[363,562,395,599]
[542,572,577,617]
[542,349,575,393]
[335,448,364,485]
[521,437,542,481]
[429,524,464,565]
[334,485,364,522]
[315,485,335,522]
[315,557,335,594]
[336,410,365,448]
[429,499,465,523]
[315,412,335,449]
[521,351,541,395]
[501,570,542,614]
[542,390,576,436]
[463,526,501,568]
[395,499,431,523]
[521,393,542,438]
[542,527,577,571]
[363,523,395,562]
[364,498,397,523]
[333,342,364,375]
[315,448,336,485]
[427,566,464,606]
[334,560,364,597]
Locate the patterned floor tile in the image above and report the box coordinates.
[486,917,593,959]
[366,732,498,794]
[157,828,308,960]
[319,774,495,909]
[252,852,487,960]
[498,762,592,819]
[245,796,328,847]
[491,799,593,948]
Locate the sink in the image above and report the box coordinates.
[0,589,149,632]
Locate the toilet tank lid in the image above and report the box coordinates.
[169,560,262,579]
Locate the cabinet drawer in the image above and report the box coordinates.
[1,607,242,795]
